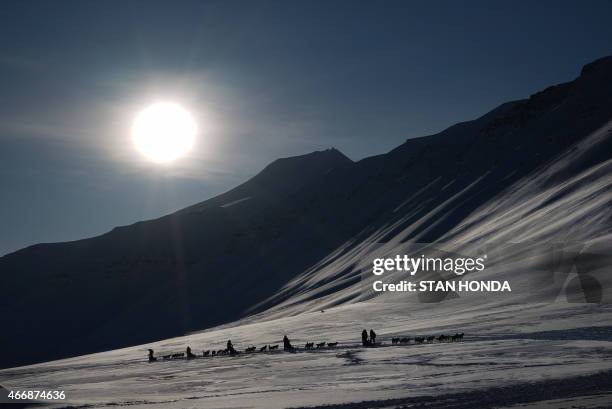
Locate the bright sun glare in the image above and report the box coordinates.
[132,102,197,163]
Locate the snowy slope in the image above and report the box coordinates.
[1,302,611,408]
[250,119,612,319]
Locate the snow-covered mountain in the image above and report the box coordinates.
[1,55,612,373]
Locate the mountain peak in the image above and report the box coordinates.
[271,147,352,165]
[241,147,353,196]
[580,55,612,77]
[259,147,353,177]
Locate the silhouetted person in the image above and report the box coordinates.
[148,349,157,362]
[370,329,376,345]
[361,329,369,346]
[227,339,237,355]
[186,346,196,358]
[283,335,294,350]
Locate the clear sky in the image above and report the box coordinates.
[1,0,611,255]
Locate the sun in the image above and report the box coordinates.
[131,102,197,163]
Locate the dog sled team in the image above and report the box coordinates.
[148,330,464,362]
[391,332,464,345]
[148,334,326,362]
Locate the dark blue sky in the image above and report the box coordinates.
[1,0,611,255]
